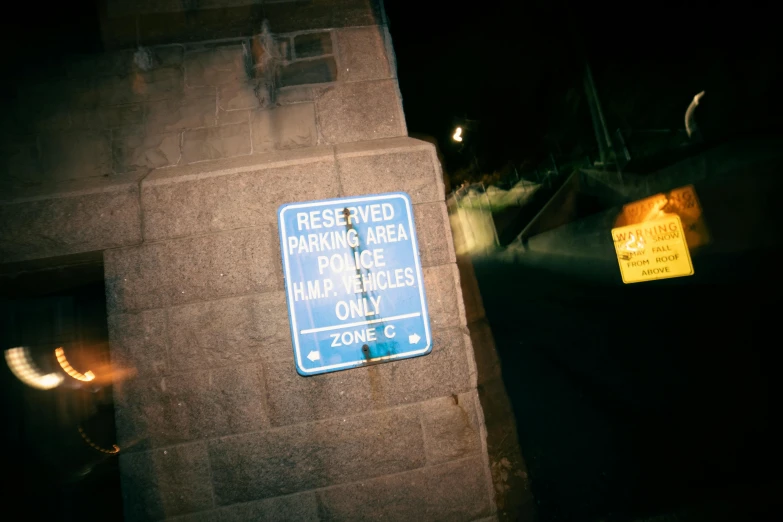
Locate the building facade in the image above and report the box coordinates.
[1,1,501,520]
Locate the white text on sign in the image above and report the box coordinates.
[287,202,417,326]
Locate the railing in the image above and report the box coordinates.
[447,153,589,255]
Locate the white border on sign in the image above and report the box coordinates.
[278,193,432,374]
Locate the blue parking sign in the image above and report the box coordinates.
[278,192,432,376]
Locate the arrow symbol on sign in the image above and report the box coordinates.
[307,351,320,362]
[408,333,421,344]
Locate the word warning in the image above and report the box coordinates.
[278,192,432,376]
[612,214,694,284]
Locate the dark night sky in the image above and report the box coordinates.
[386,1,783,174]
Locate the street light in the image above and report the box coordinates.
[452,126,463,142]
[685,90,705,138]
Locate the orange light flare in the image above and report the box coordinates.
[85,360,139,387]
[55,347,95,382]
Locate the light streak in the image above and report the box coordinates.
[55,347,95,382]
[4,347,63,390]
[78,426,119,455]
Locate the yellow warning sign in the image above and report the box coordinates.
[612,215,694,284]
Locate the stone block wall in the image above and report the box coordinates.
[0,1,499,521]
[457,256,536,521]
[1,25,402,190]
[101,138,494,522]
